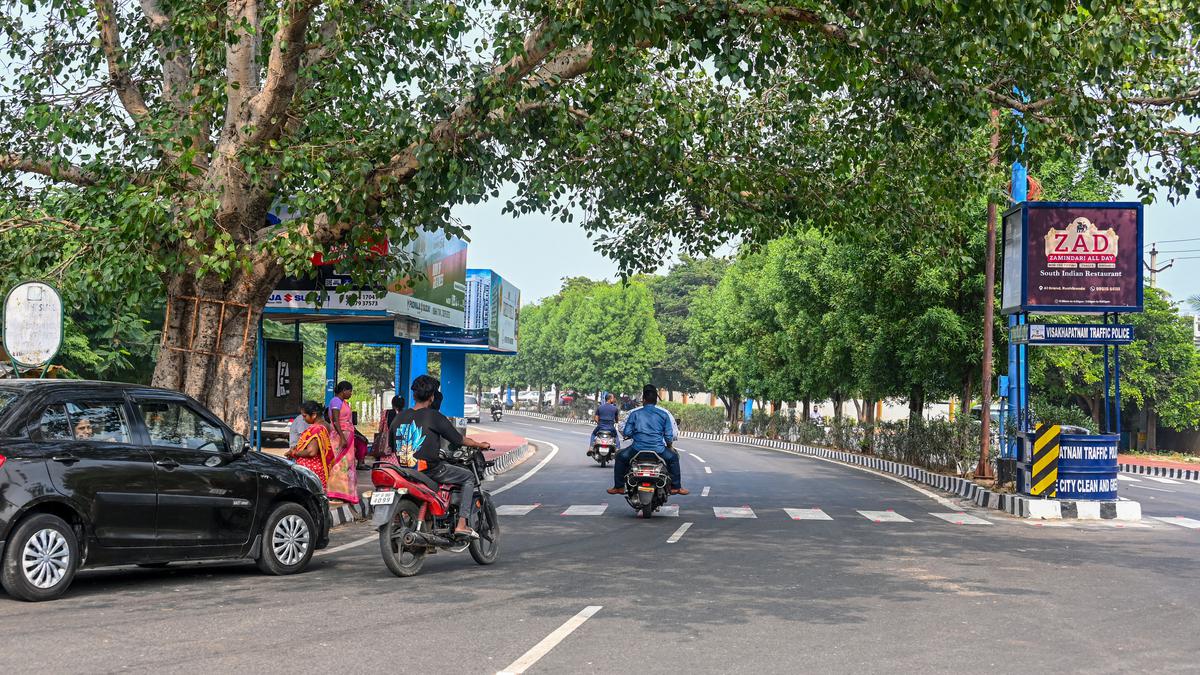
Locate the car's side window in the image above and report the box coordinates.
[63,401,132,443]
[138,400,227,453]
[35,404,73,441]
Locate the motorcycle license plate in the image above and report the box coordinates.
[369,489,406,506]
[638,485,654,492]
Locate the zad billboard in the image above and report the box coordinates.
[1001,202,1143,314]
[268,226,467,328]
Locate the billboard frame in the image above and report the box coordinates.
[1001,201,1144,315]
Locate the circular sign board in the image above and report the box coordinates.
[4,281,64,368]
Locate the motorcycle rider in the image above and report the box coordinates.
[590,393,621,446]
[490,396,503,419]
[391,374,492,538]
[606,384,689,496]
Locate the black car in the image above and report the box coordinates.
[0,381,330,601]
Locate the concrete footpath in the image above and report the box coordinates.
[1119,453,1200,482]
[262,428,535,527]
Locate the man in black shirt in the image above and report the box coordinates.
[390,375,492,538]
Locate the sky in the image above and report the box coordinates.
[457,182,1200,309]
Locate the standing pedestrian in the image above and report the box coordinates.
[286,401,332,490]
[373,395,405,460]
[288,403,310,448]
[325,381,359,505]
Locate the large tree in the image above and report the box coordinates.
[4,1,1199,431]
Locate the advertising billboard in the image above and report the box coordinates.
[263,340,303,419]
[418,269,519,352]
[267,227,467,327]
[1001,202,1143,314]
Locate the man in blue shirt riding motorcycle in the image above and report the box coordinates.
[607,384,689,496]
[591,393,621,446]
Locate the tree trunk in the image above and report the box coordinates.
[152,260,284,435]
[962,370,975,415]
[908,386,926,426]
[802,398,811,422]
[852,398,864,423]
[833,394,844,420]
[1146,405,1158,451]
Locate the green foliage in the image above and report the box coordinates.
[659,401,727,434]
[643,257,729,395]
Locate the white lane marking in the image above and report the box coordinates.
[496,504,540,516]
[1151,516,1200,529]
[1117,474,1142,482]
[666,522,693,543]
[784,508,832,521]
[704,466,712,474]
[1020,520,1073,528]
[929,512,993,525]
[684,435,959,509]
[539,425,560,431]
[658,505,680,517]
[1129,484,1174,493]
[491,438,559,495]
[713,506,756,519]
[858,510,912,523]
[315,534,376,557]
[497,605,603,675]
[1144,476,1182,485]
[562,504,608,516]
[687,451,707,463]
[701,486,710,497]
[568,431,589,435]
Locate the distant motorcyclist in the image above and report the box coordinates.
[607,385,688,496]
[590,393,621,446]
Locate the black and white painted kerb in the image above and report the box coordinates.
[510,412,1142,521]
[1117,462,1200,483]
[325,441,536,527]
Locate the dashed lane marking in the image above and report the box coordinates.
[687,451,707,463]
[784,508,833,521]
[315,534,377,556]
[666,522,693,543]
[561,504,609,516]
[1151,516,1200,529]
[701,486,710,497]
[1117,474,1142,482]
[1129,484,1173,493]
[713,506,756,519]
[704,466,712,474]
[658,505,680,517]
[929,512,993,526]
[539,425,560,431]
[497,605,603,675]
[858,510,912,523]
[496,504,540,516]
[1144,476,1182,485]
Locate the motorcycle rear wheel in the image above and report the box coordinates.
[380,501,426,577]
[469,495,500,565]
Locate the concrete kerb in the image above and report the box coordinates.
[328,441,536,527]
[1117,462,1200,483]
[510,411,1141,521]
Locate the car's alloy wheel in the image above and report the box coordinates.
[2,513,79,601]
[272,514,310,566]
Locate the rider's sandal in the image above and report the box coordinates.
[457,527,479,539]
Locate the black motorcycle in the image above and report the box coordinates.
[491,404,503,422]
[621,448,671,518]
[588,429,618,467]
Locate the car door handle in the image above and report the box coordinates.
[155,459,180,469]
[52,455,79,464]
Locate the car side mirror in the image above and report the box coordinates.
[232,434,250,456]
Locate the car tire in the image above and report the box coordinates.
[1,513,80,602]
[256,502,315,576]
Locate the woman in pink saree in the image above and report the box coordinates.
[325,381,359,504]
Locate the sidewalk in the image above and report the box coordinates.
[1118,453,1200,482]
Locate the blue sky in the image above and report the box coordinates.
[459,183,1200,308]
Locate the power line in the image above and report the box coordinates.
[1144,237,1200,248]
[1155,248,1200,254]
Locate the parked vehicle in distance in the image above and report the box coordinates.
[0,381,330,602]
[260,418,291,442]
[463,395,481,424]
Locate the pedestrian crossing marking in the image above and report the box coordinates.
[704,466,712,474]
[784,508,832,521]
[1117,474,1141,482]
[858,510,912,523]
[929,512,992,526]
[1144,476,1181,485]
[657,505,680,517]
[561,504,608,516]
[701,486,710,497]
[496,504,539,516]
[713,506,756,519]
[1151,516,1200,529]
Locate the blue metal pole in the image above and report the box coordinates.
[439,350,467,417]
[394,346,402,399]
[324,325,338,406]
[253,317,264,451]
[1114,341,1122,442]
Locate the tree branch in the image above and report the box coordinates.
[223,0,261,135]
[1,154,101,186]
[248,0,323,146]
[94,0,151,122]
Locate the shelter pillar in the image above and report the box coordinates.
[439,350,466,417]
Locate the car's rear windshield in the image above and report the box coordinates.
[0,390,19,415]
[465,396,478,404]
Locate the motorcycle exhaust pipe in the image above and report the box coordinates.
[402,530,455,548]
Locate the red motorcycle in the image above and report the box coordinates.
[368,446,500,577]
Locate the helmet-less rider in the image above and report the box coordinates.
[590,393,621,446]
[606,384,689,496]
[391,374,492,538]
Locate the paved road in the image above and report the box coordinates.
[1118,470,1200,522]
[2,415,1197,673]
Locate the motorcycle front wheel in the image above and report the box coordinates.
[469,495,500,565]
[380,500,426,577]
